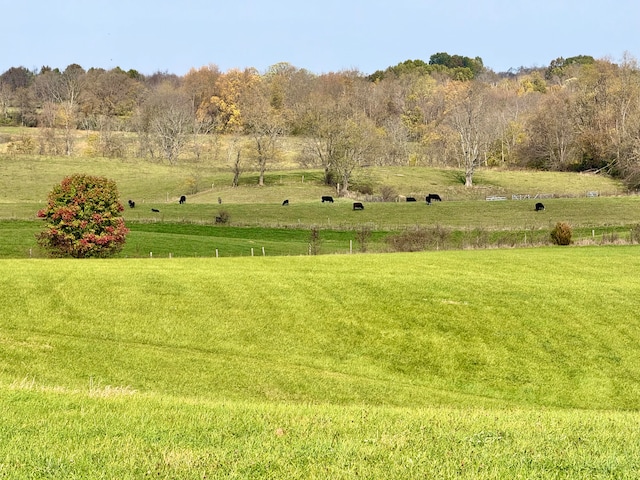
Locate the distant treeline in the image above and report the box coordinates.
[2,52,640,190]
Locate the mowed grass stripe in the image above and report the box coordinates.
[1,247,640,410]
[1,389,639,478]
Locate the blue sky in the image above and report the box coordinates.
[2,0,639,75]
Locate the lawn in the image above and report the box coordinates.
[1,247,640,477]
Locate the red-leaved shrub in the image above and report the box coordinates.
[37,174,129,258]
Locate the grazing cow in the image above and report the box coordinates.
[282,199,289,206]
[151,208,160,213]
[427,193,442,203]
[179,195,186,204]
[322,196,334,203]
[535,202,545,211]
[353,202,364,210]
[406,197,416,202]
[128,200,135,208]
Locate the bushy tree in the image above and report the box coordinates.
[550,222,572,246]
[37,174,129,258]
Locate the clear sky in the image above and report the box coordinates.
[2,0,639,75]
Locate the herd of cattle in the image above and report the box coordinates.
[127,194,546,212]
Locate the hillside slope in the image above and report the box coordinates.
[2,247,639,410]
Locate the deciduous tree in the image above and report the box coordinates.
[240,74,287,186]
[34,64,86,155]
[332,113,382,193]
[518,87,576,170]
[37,174,129,258]
[137,82,194,163]
[447,81,497,186]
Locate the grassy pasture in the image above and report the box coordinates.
[1,248,640,477]
[2,195,640,258]
[0,153,625,204]
[116,195,640,230]
[1,150,634,259]
[1,195,639,230]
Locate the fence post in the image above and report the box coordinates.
[262,246,265,256]
[215,249,219,258]
[350,240,353,254]
[251,248,254,257]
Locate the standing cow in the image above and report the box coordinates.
[322,196,334,203]
[353,202,364,210]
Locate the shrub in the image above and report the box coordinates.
[463,227,489,249]
[379,185,398,202]
[215,210,231,224]
[309,226,321,255]
[355,225,372,252]
[6,134,36,155]
[600,231,620,245]
[351,182,374,195]
[36,174,129,258]
[386,226,451,252]
[550,222,572,245]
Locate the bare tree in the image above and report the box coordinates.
[137,83,194,164]
[298,92,346,185]
[448,81,497,186]
[332,113,382,193]
[240,76,287,186]
[34,64,85,155]
[519,88,576,169]
[0,82,10,121]
[226,135,245,187]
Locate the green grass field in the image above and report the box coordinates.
[1,147,640,477]
[0,149,634,259]
[2,194,639,259]
[1,248,640,478]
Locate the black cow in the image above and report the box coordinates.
[218,197,222,204]
[406,197,416,202]
[535,202,545,211]
[179,195,186,204]
[353,202,364,210]
[151,208,160,213]
[128,200,135,208]
[322,196,334,203]
[426,193,442,204]
[282,199,289,206]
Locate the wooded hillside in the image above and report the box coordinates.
[2,52,640,191]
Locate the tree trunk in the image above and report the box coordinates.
[465,170,474,187]
[232,151,241,187]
